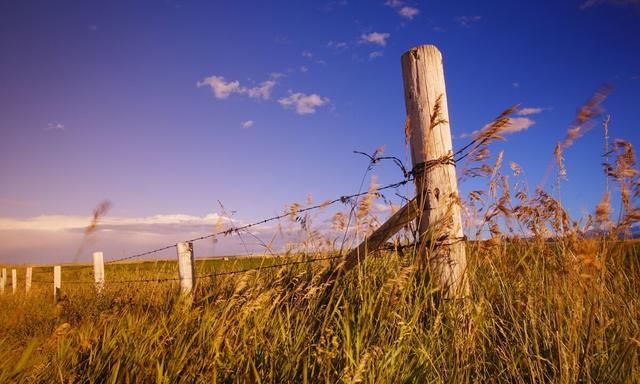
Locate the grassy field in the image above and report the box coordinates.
[0,239,639,383]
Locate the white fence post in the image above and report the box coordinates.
[26,267,32,294]
[0,268,7,293]
[177,242,195,295]
[12,269,16,294]
[54,265,61,301]
[93,251,105,292]
[0,268,5,294]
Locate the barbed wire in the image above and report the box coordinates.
[26,254,342,285]
[23,140,475,270]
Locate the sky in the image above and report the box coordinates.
[1,0,639,264]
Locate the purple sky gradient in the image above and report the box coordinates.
[1,0,639,264]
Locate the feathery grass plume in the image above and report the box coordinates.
[85,200,112,235]
[72,200,112,262]
[604,139,640,231]
[561,84,613,150]
[509,161,522,177]
[430,94,448,130]
[595,192,612,231]
[356,176,380,236]
[603,114,611,193]
[541,84,613,187]
[554,143,568,182]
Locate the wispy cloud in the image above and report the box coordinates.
[241,120,254,129]
[0,213,235,233]
[88,25,98,31]
[460,107,544,139]
[369,51,384,59]
[512,81,520,88]
[45,122,66,132]
[455,15,482,27]
[384,0,420,20]
[196,74,278,100]
[196,76,242,99]
[327,40,349,50]
[580,0,640,9]
[517,107,546,116]
[301,50,313,59]
[360,32,390,46]
[398,6,420,19]
[300,66,309,73]
[278,92,329,115]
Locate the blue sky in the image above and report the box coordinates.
[0,0,639,263]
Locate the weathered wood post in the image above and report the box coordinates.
[93,251,105,292]
[25,267,32,294]
[177,242,195,295]
[401,45,468,298]
[53,265,61,301]
[12,269,17,294]
[0,268,5,294]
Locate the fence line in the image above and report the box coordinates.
[0,127,493,301]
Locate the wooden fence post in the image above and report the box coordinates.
[12,269,16,294]
[93,251,105,292]
[401,44,468,298]
[53,265,61,301]
[26,267,32,294]
[0,268,5,294]
[177,242,195,295]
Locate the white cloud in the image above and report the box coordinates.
[369,51,384,59]
[0,213,235,233]
[360,32,390,46]
[241,120,254,129]
[512,81,520,88]
[197,74,279,100]
[398,6,420,19]
[245,80,276,100]
[300,66,309,73]
[456,15,482,27]
[460,116,538,139]
[196,75,243,99]
[385,1,419,19]
[278,92,329,115]
[517,107,545,116]
[302,50,313,59]
[503,117,536,133]
[45,122,65,131]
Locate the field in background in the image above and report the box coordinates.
[1,240,639,383]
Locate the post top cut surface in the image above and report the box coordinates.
[402,44,442,62]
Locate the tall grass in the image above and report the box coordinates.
[1,239,638,382]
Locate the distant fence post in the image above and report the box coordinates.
[177,242,195,295]
[93,251,105,292]
[0,268,5,294]
[401,44,468,298]
[26,267,32,294]
[53,265,61,301]
[12,269,17,294]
